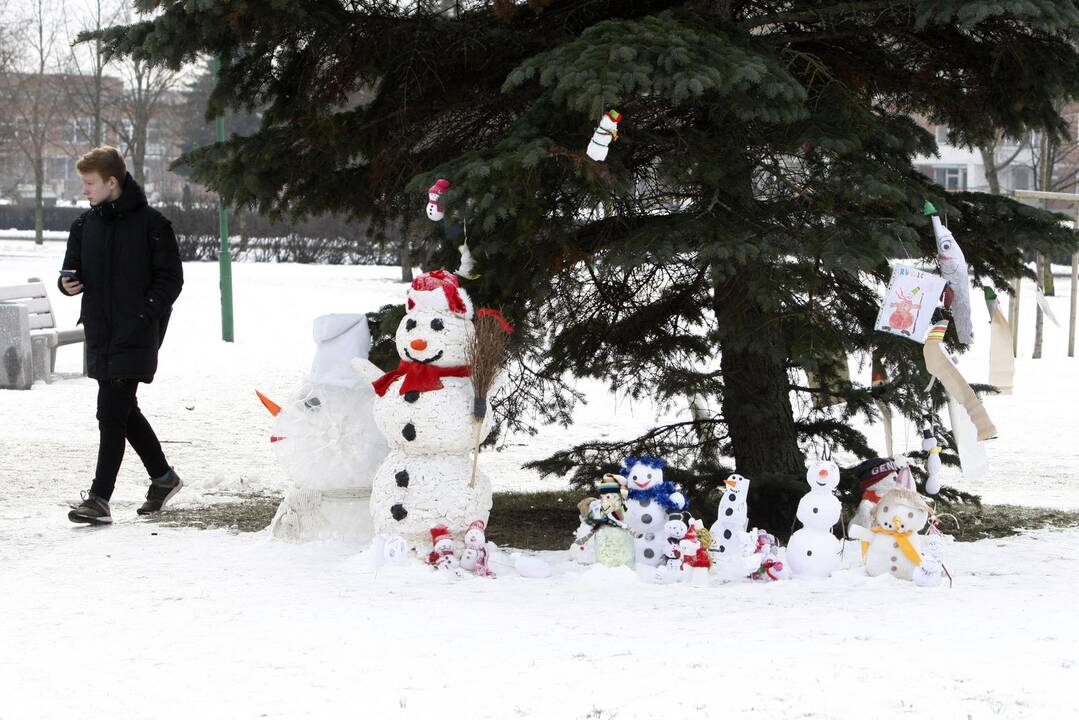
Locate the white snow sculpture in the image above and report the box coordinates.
[709,473,755,580]
[269,313,388,542]
[351,270,496,550]
[786,459,843,579]
[621,455,685,567]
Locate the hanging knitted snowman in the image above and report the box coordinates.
[426,178,451,221]
[848,488,934,582]
[351,270,496,550]
[708,473,755,581]
[786,460,843,579]
[621,455,686,567]
[586,109,621,162]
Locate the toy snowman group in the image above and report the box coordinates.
[425,520,496,577]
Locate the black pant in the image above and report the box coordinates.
[91,379,169,501]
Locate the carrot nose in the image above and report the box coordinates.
[410,339,428,351]
[818,469,828,477]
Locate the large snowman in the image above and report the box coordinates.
[351,270,495,549]
[785,460,843,579]
[620,455,686,566]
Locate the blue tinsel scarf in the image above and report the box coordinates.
[626,482,684,512]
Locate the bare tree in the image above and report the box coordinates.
[60,0,122,149]
[2,0,63,244]
[978,132,1031,195]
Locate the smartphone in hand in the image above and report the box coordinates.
[59,269,79,282]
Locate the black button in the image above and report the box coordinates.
[402,423,416,441]
[395,470,409,487]
[390,504,407,521]
[403,391,420,403]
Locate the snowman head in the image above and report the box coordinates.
[430,524,455,554]
[664,511,689,541]
[598,109,621,131]
[464,520,487,549]
[874,489,930,533]
[620,454,667,491]
[397,271,475,368]
[806,459,840,492]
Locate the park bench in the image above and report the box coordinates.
[0,277,85,387]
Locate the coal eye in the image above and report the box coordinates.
[431,318,444,331]
[908,512,914,518]
[882,506,889,513]
[647,473,652,479]
[406,319,417,331]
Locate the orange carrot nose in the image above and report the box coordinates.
[410,339,428,351]
[819,469,828,477]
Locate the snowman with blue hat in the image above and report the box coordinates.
[620,455,687,567]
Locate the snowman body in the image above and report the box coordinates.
[787,461,843,579]
[569,515,598,564]
[855,489,931,581]
[912,533,945,587]
[621,456,685,566]
[709,475,753,580]
[362,272,495,550]
[586,111,620,162]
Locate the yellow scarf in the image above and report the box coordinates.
[860,526,922,566]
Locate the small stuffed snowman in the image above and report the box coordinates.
[709,473,754,580]
[913,532,946,587]
[586,109,621,162]
[786,460,842,579]
[426,178,450,221]
[849,488,932,581]
[748,530,787,581]
[655,511,690,583]
[922,427,943,496]
[426,525,459,571]
[679,521,712,587]
[459,519,495,577]
[592,475,634,568]
[621,455,686,567]
[569,497,600,564]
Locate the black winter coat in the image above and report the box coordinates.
[58,174,183,382]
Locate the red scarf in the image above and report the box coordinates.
[372,360,470,397]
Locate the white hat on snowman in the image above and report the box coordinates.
[406,270,474,318]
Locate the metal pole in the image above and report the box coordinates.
[1070,251,1078,358]
[1010,276,1021,357]
[214,56,235,343]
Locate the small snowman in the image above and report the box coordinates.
[459,519,495,577]
[621,454,686,567]
[913,532,946,588]
[586,109,621,162]
[427,525,459,571]
[748,531,787,582]
[426,178,450,221]
[849,488,933,582]
[679,521,712,587]
[591,475,634,568]
[655,511,691,583]
[708,473,754,580]
[569,497,600,564]
[786,459,843,579]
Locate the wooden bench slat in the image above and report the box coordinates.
[0,283,48,302]
[29,314,54,330]
[23,297,53,314]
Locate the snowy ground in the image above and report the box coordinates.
[2,240,1079,719]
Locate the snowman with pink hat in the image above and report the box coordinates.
[459,519,496,577]
[352,270,498,550]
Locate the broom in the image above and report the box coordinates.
[467,309,513,488]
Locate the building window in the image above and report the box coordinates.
[935,125,950,145]
[1012,167,1033,191]
[933,166,967,191]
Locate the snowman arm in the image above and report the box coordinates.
[668,491,686,510]
[350,357,383,385]
[847,524,874,542]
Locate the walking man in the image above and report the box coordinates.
[59,146,184,524]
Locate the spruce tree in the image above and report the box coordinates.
[93,1,1079,524]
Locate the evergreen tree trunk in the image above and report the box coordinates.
[713,269,804,481]
[400,232,413,283]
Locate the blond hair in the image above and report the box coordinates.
[76,146,126,184]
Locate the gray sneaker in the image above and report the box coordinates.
[137,468,183,515]
[68,491,112,525]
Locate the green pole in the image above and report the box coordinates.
[214,56,235,343]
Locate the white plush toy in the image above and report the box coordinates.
[709,474,754,580]
[459,519,496,577]
[426,178,450,221]
[922,427,943,496]
[621,455,686,567]
[786,460,842,579]
[848,488,933,581]
[569,497,600,564]
[351,270,496,551]
[927,202,973,346]
[912,532,946,588]
[655,511,690,584]
[586,109,621,162]
[848,456,915,536]
[426,525,460,571]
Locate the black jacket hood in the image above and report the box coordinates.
[91,172,148,221]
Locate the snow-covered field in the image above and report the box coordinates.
[2,240,1078,719]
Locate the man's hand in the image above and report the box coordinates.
[61,277,84,295]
